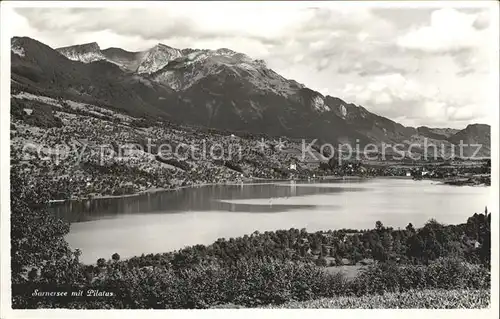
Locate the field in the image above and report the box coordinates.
[325,265,364,280]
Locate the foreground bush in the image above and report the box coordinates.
[89,259,347,309]
[350,258,490,296]
[263,289,490,309]
[24,257,487,309]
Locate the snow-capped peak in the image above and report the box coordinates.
[340,104,347,118]
[215,48,238,56]
[56,42,106,63]
[11,38,25,57]
[150,46,304,98]
[136,43,183,74]
[312,96,331,113]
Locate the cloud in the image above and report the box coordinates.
[8,4,496,129]
[339,73,488,128]
[455,68,475,77]
[371,8,435,30]
[14,6,317,46]
[338,60,409,77]
[13,6,394,52]
[473,10,490,30]
[396,8,489,54]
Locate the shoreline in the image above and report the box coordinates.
[49,178,293,203]
[48,174,489,204]
[48,176,359,203]
[50,182,232,203]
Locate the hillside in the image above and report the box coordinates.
[11,37,177,120]
[448,124,491,158]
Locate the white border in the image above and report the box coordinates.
[0,1,498,319]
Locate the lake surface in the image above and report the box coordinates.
[50,178,492,264]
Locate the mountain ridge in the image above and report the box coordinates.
[12,36,491,158]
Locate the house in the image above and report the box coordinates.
[340,258,351,265]
[290,163,297,170]
[358,258,375,266]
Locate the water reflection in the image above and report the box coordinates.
[50,181,364,223]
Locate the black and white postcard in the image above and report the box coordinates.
[0,1,498,318]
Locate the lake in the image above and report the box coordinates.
[50,178,492,264]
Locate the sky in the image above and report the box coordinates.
[6,2,498,129]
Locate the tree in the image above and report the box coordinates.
[372,243,387,262]
[74,249,82,261]
[112,253,121,262]
[375,221,384,231]
[406,223,415,234]
[382,232,394,253]
[97,258,106,267]
[393,237,403,255]
[316,256,327,267]
[328,247,336,257]
[10,171,84,307]
[321,245,329,257]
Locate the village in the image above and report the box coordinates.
[10,94,491,201]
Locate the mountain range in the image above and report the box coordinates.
[11,37,490,157]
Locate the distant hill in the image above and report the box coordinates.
[448,124,491,158]
[12,37,175,120]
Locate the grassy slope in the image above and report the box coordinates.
[213,289,490,309]
[267,289,490,309]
